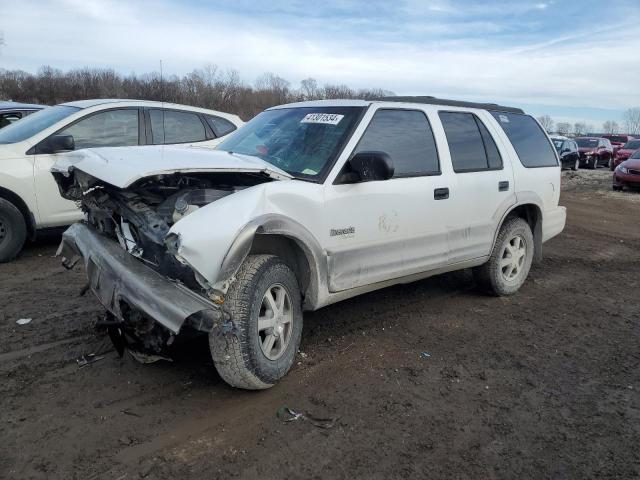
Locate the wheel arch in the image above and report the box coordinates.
[494,202,543,263]
[213,214,327,310]
[0,186,36,239]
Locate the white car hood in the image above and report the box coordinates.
[51,145,292,188]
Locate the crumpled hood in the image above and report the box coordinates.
[51,145,292,188]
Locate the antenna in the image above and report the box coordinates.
[160,59,166,144]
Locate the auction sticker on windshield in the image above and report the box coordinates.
[301,113,344,125]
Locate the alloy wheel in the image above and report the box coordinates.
[257,283,294,361]
[500,235,527,282]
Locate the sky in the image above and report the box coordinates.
[1,0,639,128]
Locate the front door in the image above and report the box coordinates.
[323,108,454,292]
[32,108,141,227]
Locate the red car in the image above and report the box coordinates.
[613,150,640,191]
[576,137,613,169]
[602,134,634,155]
[612,139,640,170]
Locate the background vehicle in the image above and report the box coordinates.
[550,135,580,170]
[0,99,242,262]
[55,97,565,389]
[0,101,45,129]
[602,134,634,156]
[613,150,640,191]
[612,139,640,170]
[576,137,613,169]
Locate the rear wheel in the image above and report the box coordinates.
[590,156,598,169]
[209,254,303,389]
[572,158,580,171]
[608,157,614,170]
[613,185,623,191]
[0,198,27,263]
[473,217,534,296]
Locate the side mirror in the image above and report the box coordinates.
[38,134,75,154]
[337,151,394,184]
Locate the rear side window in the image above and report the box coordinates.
[150,109,207,144]
[439,112,502,172]
[491,112,557,167]
[206,115,237,137]
[355,109,439,177]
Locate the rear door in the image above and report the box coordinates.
[146,109,214,146]
[436,110,516,261]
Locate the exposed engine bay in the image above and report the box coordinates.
[55,169,273,293]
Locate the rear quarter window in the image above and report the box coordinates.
[490,112,558,168]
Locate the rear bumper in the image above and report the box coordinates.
[542,206,566,243]
[57,223,220,334]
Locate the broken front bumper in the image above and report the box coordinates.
[57,223,221,334]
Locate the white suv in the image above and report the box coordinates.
[0,99,242,261]
[55,97,566,389]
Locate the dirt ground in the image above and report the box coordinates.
[1,169,639,480]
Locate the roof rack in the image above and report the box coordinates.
[377,96,524,114]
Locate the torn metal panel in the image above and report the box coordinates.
[57,223,220,334]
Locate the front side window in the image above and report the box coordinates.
[623,140,640,150]
[149,109,207,144]
[0,105,80,144]
[59,109,139,150]
[217,106,363,180]
[354,109,439,177]
[439,112,502,172]
[491,112,557,167]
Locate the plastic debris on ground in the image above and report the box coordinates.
[76,353,104,368]
[420,351,431,359]
[276,406,338,429]
[16,318,32,325]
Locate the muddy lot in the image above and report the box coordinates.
[1,169,639,480]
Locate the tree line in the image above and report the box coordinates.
[0,65,393,120]
[536,109,640,136]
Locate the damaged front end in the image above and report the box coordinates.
[55,165,274,359]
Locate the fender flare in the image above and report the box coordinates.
[212,214,327,309]
[492,195,544,263]
[0,186,37,239]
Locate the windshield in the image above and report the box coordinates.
[0,105,80,144]
[217,106,364,179]
[576,138,598,148]
[631,149,640,159]
[622,140,640,149]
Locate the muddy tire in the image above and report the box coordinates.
[473,217,534,296]
[209,254,302,390]
[590,156,598,170]
[0,198,27,263]
[572,158,579,171]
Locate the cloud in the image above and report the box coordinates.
[0,0,639,122]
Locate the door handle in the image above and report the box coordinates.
[434,187,449,200]
[498,181,509,192]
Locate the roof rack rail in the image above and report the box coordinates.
[377,96,524,114]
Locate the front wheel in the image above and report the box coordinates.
[209,254,303,389]
[0,198,27,263]
[572,158,580,171]
[473,217,534,296]
[590,156,598,169]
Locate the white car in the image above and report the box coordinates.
[0,99,243,261]
[55,97,566,389]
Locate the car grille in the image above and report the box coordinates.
[629,168,640,176]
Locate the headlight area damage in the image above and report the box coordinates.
[54,161,279,361]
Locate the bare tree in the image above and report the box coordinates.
[536,115,554,133]
[623,108,640,135]
[556,122,571,135]
[602,120,620,134]
[573,122,588,136]
[0,65,393,119]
